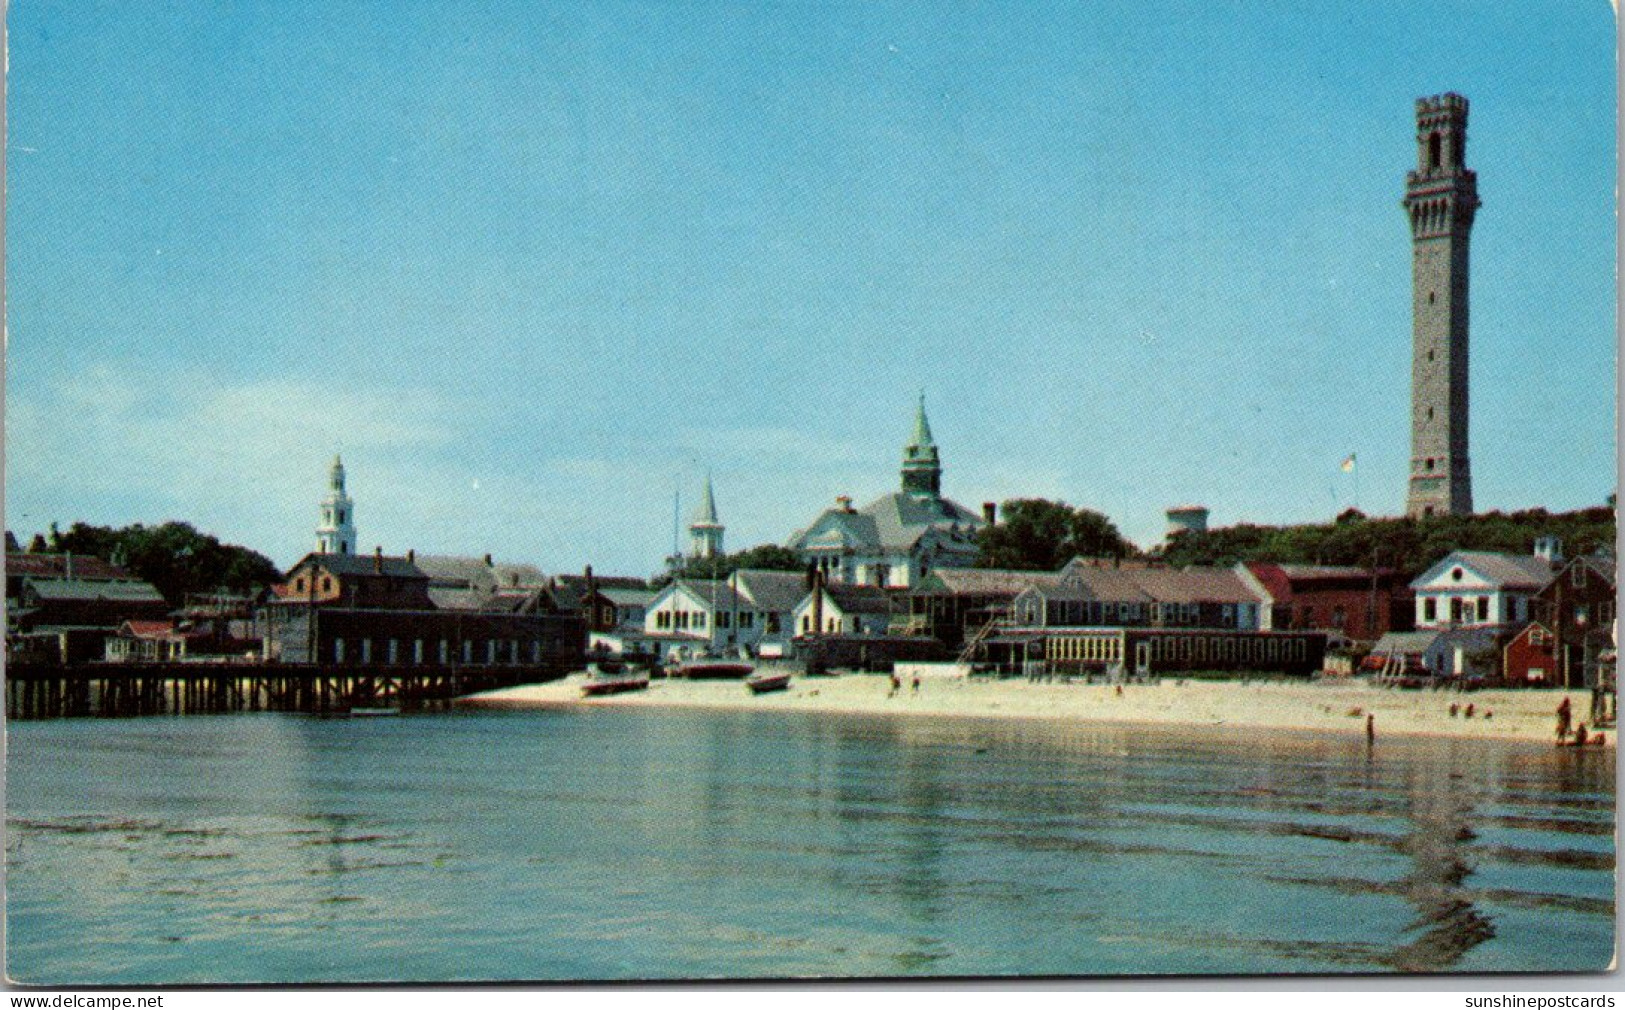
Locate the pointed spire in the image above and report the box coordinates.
[695,473,720,525]
[909,391,935,449]
[330,454,346,492]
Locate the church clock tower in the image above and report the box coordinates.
[1403,93,1479,518]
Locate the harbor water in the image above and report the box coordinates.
[5,706,1615,983]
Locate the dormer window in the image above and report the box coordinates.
[1451,567,1463,582]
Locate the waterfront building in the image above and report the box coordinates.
[643,568,806,659]
[1404,93,1480,518]
[260,548,584,668]
[793,583,895,637]
[1501,621,1559,687]
[315,456,358,555]
[1370,626,1503,682]
[1528,550,1617,689]
[1244,562,1415,642]
[788,396,984,589]
[1411,548,1555,630]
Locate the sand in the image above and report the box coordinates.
[465,668,1614,747]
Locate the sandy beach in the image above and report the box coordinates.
[466,668,1614,747]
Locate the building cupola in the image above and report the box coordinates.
[901,393,942,498]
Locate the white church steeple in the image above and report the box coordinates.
[688,474,725,560]
[315,455,356,555]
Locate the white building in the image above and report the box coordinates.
[643,569,807,659]
[1411,548,1557,629]
[788,397,985,590]
[314,455,356,555]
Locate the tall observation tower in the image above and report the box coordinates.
[1402,93,1480,518]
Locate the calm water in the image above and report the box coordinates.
[5,706,1615,983]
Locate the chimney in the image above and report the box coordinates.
[484,553,493,566]
[982,502,997,526]
[374,545,383,573]
[407,549,415,563]
[836,494,853,513]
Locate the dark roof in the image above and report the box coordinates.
[6,553,140,581]
[822,584,895,615]
[293,552,427,580]
[553,573,649,592]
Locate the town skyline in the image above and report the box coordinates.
[6,2,1615,575]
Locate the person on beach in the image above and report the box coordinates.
[889,673,900,698]
[1572,723,1589,747]
[1464,703,1475,719]
[911,676,920,694]
[1556,697,1572,742]
[1449,703,1459,718]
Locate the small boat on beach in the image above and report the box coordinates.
[582,664,650,697]
[348,705,400,717]
[744,669,791,694]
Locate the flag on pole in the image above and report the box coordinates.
[1340,454,1357,473]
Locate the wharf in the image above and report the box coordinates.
[5,660,574,719]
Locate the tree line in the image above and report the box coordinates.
[18,521,283,605]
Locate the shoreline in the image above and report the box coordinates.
[464,670,1615,748]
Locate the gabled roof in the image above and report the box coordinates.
[666,579,747,612]
[734,569,809,612]
[119,619,177,638]
[599,587,658,607]
[1414,551,1555,592]
[917,568,1061,597]
[1128,567,1263,605]
[26,579,167,603]
[552,573,649,592]
[292,552,427,580]
[790,491,983,556]
[1055,567,1157,603]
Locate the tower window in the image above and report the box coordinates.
[1428,132,1441,169]
[1427,407,1434,420]
[1429,292,1436,304]
[1427,350,1434,362]
[1426,458,1435,471]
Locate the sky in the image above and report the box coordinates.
[5,1,1617,575]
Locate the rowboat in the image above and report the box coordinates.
[744,669,791,694]
[582,665,650,696]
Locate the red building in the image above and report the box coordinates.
[1502,621,1559,686]
[1245,562,1414,643]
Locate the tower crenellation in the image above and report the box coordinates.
[1403,92,1479,518]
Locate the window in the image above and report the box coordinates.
[1451,567,1463,582]
[1573,565,1587,589]
[1429,132,1441,168]
[1331,606,1346,629]
[767,614,781,635]
[1424,598,1437,622]
[361,639,372,663]
[388,639,399,664]
[801,616,810,633]
[322,577,333,593]
[1449,598,1463,623]
[740,612,754,629]
[295,577,306,593]
[414,639,424,664]
[1476,597,1489,622]
[334,637,345,663]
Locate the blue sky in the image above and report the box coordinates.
[6,1,1616,575]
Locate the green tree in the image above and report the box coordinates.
[48,521,282,604]
[976,499,1138,571]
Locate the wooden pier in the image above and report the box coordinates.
[4,661,574,719]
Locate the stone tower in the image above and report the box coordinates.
[688,474,725,560]
[1403,93,1480,518]
[315,455,357,555]
[901,394,942,498]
